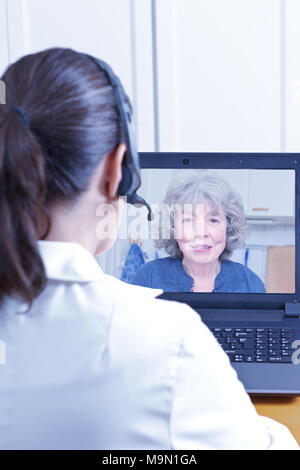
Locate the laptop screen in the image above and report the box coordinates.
[100,156,296,300]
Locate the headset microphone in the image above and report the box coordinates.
[83,54,153,222]
[117,164,153,220]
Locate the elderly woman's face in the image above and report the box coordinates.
[175,200,227,266]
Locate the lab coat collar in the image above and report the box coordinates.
[38,241,106,282]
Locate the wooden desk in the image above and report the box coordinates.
[252,396,300,444]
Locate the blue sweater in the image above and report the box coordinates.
[132,257,265,293]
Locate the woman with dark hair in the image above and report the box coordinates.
[0,48,297,450]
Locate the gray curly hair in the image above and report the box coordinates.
[153,171,246,262]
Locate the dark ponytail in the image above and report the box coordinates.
[0,47,131,308]
[0,107,47,306]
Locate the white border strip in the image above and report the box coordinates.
[280,0,286,153]
[0,0,9,75]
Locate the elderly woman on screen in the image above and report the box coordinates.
[132,171,265,293]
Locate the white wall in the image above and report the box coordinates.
[0,0,155,151]
[286,0,300,151]
[4,0,134,97]
[0,0,9,75]
[154,0,282,152]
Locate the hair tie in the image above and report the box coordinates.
[10,106,30,128]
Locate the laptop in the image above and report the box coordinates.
[130,152,300,396]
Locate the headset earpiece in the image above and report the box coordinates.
[117,162,132,198]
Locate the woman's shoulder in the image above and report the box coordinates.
[132,256,182,289]
[88,268,200,351]
[132,256,197,291]
[223,260,258,276]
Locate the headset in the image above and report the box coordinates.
[83,53,153,221]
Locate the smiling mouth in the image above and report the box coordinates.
[193,245,213,251]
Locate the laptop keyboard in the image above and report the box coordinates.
[210,327,295,363]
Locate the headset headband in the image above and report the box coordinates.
[83,54,152,220]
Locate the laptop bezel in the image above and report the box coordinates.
[138,152,300,310]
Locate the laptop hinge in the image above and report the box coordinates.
[284,303,300,318]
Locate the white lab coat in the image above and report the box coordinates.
[0,241,298,450]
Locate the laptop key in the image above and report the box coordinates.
[268,332,280,338]
[256,333,266,338]
[269,351,281,357]
[233,357,243,362]
[256,345,268,350]
[244,356,254,362]
[268,345,281,351]
[240,339,255,349]
[210,327,296,364]
[224,350,236,355]
[256,357,267,362]
[268,357,292,363]
[256,340,266,345]
[281,332,293,338]
[268,338,280,344]
[241,349,255,355]
[234,332,249,338]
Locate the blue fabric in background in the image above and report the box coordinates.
[245,248,249,268]
[121,243,146,283]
